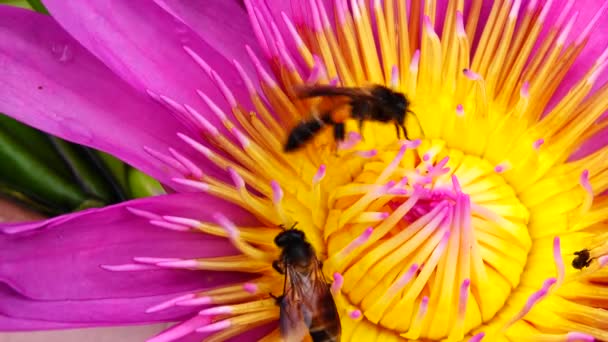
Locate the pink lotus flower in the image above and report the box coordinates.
[1,0,607,341]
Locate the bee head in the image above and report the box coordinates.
[274,228,306,248]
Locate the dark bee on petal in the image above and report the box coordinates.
[272,225,341,342]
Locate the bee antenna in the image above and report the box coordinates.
[278,222,299,230]
[289,222,299,230]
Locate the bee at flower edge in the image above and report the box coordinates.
[272,224,342,342]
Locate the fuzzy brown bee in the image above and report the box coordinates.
[272,226,341,342]
[284,84,416,152]
[572,249,593,269]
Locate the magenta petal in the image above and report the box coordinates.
[42,0,254,125]
[0,193,258,328]
[0,5,198,184]
[154,0,260,76]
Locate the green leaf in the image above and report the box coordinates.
[49,137,121,203]
[128,168,165,198]
[0,128,88,213]
[25,0,48,13]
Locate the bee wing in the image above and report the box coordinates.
[309,262,342,341]
[279,269,314,342]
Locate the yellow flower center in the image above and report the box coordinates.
[113,0,608,341]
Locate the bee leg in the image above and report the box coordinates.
[269,293,284,305]
[401,124,410,140]
[333,122,346,142]
[394,123,401,139]
[358,120,365,141]
[273,260,285,274]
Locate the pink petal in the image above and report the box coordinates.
[0,5,198,184]
[154,0,260,77]
[0,193,258,328]
[41,0,254,128]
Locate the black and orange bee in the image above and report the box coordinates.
[272,226,341,342]
[284,84,416,151]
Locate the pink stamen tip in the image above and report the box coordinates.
[395,264,419,288]
[213,213,239,239]
[209,70,237,108]
[553,236,565,284]
[332,273,344,293]
[172,178,209,192]
[410,50,420,71]
[349,310,362,319]
[575,0,608,45]
[100,264,157,272]
[313,165,327,183]
[423,15,434,32]
[195,320,231,333]
[308,0,323,32]
[164,216,200,228]
[271,180,284,203]
[508,0,522,19]
[557,11,579,46]
[126,207,161,220]
[456,104,465,116]
[243,283,258,294]
[281,12,305,47]
[379,212,390,219]
[199,306,233,316]
[196,90,228,121]
[598,255,608,266]
[566,332,595,342]
[539,0,556,22]
[391,65,399,87]
[146,293,196,313]
[451,176,463,194]
[183,45,211,73]
[178,132,212,157]
[464,69,481,81]
[357,149,378,158]
[169,148,203,178]
[176,297,212,306]
[423,153,430,161]
[554,0,574,28]
[159,95,187,117]
[307,55,326,84]
[336,0,347,24]
[183,105,219,135]
[532,139,544,150]
[134,257,180,264]
[157,260,200,269]
[144,146,188,174]
[247,45,277,86]
[580,170,592,193]
[526,0,539,12]
[456,11,466,36]
[231,127,250,148]
[227,167,245,189]
[404,139,421,148]
[459,279,471,312]
[351,0,361,19]
[150,220,191,232]
[520,81,530,98]
[232,59,256,95]
[469,332,485,342]
[329,77,340,86]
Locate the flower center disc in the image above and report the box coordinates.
[322,139,532,340]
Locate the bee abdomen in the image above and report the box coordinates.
[284,114,333,151]
[309,329,340,342]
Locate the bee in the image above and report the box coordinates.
[272,225,341,342]
[284,84,416,152]
[572,249,593,269]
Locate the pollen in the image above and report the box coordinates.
[100,0,608,341]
